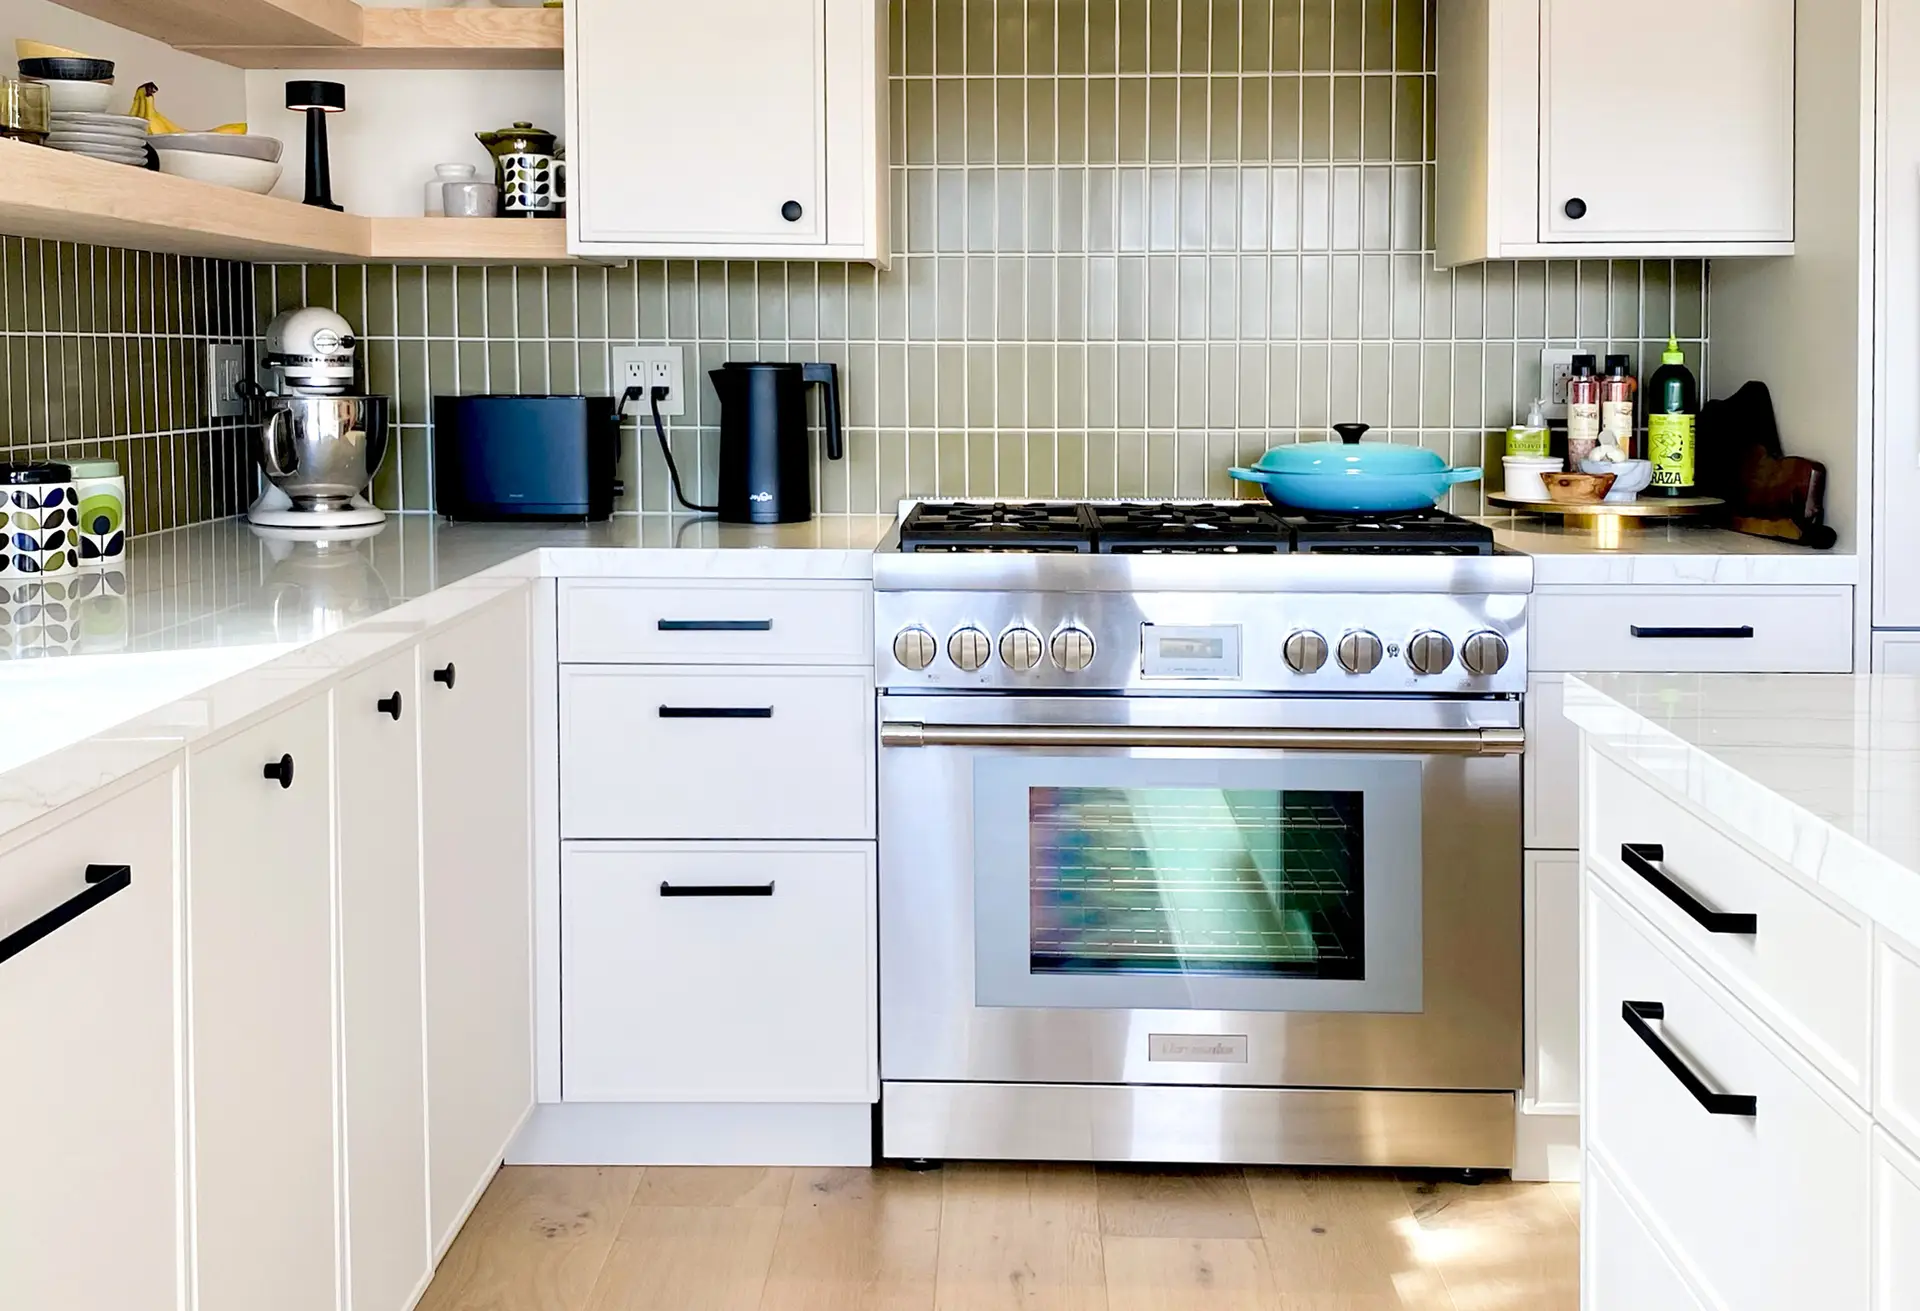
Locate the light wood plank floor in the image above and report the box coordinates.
[417,1165,1579,1310]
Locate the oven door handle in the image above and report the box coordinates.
[878,723,1525,754]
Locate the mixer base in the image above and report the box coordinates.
[247,491,387,532]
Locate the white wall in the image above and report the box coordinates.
[1,0,245,130]
[242,69,563,217]
[1873,0,1920,629]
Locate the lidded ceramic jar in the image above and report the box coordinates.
[68,458,127,567]
[1,461,77,577]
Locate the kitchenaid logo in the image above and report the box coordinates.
[1148,1034,1249,1064]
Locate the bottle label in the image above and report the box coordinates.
[1506,426,1549,457]
[1567,402,1602,463]
[1648,413,1696,488]
[1600,400,1635,455]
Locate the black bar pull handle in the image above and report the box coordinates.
[658,706,775,720]
[433,662,457,689]
[656,619,774,633]
[1,864,133,966]
[1621,844,1758,935]
[377,691,403,721]
[660,881,776,898]
[263,754,295,789]
[1630,625,1756,640]
[1622,1000,1758,1117]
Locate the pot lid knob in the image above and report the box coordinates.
[1333,422,1370,445]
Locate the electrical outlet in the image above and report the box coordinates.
[610,346,685,418]
[204,343,250,418]
[1537,347,1578,421]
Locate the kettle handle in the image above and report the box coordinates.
[802,362,843,462]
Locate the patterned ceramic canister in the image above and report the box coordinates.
[499,152,566,216]
[68,458,127,568]
[70,567,129,654]
[0,575,79,658]
[0,461,77,579]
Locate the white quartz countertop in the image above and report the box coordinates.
[1565,673,1920,944]
[1482,518,1858,585]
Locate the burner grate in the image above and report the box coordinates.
[899,501,1098,553]
[1092,501,1292,554]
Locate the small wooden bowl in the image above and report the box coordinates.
[1543,471,1617,504]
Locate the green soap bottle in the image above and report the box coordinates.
[1646,336,1698,497]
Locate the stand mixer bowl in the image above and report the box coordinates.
[254,395,390,511]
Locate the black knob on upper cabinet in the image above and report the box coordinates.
[377,691,403,721]
[433,663,456,689]
[781,200,803,222]
[1564,197,1588,220]
[263,754,295,789]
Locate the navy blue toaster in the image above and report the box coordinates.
[432,395,619,521]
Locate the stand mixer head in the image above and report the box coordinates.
[263,306,359,395]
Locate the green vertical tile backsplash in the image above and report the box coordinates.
[269,0,1709,517]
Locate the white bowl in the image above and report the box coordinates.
[46,110,143,130]
[27,78,112,113]
[153,148,282,194]
[148,131,281,163]
[1501,455,1565,502]
[47,129,145,148]
[1582,457,1654,502]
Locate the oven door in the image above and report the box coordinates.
[878,694,1524,1092]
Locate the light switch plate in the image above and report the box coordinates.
[610,346,686,418]
[204,343,250,418]
[1537,348,1577,422]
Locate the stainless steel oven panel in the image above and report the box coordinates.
[878,693,1523,1092]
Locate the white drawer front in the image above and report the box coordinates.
[1587,882,1871,1311]
[1877,932,1920,1158]
[559,579,870,665]
[561,843,875,1103]
[1876,1130,1920,1311]
[1533,586,1853,673]
[1584,1157,1707,1311]
[1590,752,1872,1099]
[561,666,874,839]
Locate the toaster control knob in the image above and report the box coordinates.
[1462,630,1512,677]
[893,626,937,671]
[1406,630,1456,676]
[1051,626,1096,673]
[1000,627,1043,672]
[1284,630,1328,674]
[948,626,992,673]
[1337,630,1384,675]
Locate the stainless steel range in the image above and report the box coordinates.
[875,501,1532,1170]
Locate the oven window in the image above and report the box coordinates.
[1028,786,1364,981]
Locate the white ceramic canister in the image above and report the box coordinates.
[68,457,127,568]
[424,162,477,217]
[1501,455,1565,503]
[1,461,78,579]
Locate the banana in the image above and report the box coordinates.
[130,83,185,136]
[210,122,247,135]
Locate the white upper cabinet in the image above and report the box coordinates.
[566,0,889,261]
[1438,0,1796,265]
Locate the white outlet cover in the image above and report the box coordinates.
[1538,347,1578,422]
[610,346,686,418]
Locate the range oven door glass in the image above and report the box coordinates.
[973,755,1423,1013]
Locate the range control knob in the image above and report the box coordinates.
[1406,630,1456,676]
[892,626,937,671]
[1461,630,1512,677]
[948,626,992,673]
[1000,627,1043,671]
[1284,630,1329,674]
[1337,630,1384,675]
[1050,626,1096,673]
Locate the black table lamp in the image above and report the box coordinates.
[286,80,346,212]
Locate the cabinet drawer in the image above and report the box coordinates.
[1877,932,1920,1158]
[561,666,874,839]
[1532,586,1853,673]
[1876,1130,1920,1311]
[559,579,870,665]
[1583,1157,1707,1311]
[1589,751,1872,1098]
[561,843,875,1103]
[1586,882,1871,1311]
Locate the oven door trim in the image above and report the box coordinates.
[882,721,1524,754]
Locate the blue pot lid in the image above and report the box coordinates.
[1249,424,1451,478]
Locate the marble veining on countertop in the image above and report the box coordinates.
[1565,672,1920,944]
[1481,518,1859,585]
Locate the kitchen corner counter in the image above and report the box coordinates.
[1484,517,1859,585]
[1564,672,1920,944]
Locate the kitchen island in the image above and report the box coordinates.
[1564,672,1920,1310]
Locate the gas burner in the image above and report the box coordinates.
[899,501,1098,553]
[1281,507,1496,556]
[1093,502,1292,554]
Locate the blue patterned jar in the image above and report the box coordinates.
[0,462,77,579]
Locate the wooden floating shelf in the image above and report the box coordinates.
[0,141,576,264]
[51,1,563,70]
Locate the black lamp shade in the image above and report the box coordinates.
[286,80,346,112]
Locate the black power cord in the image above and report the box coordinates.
[620,383,717,514]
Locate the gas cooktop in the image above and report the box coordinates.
[896,500,1496,556]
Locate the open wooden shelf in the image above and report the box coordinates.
[0,141,576,264]
[51,1,563,70]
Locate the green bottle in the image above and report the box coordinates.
[1646,336,1699,497]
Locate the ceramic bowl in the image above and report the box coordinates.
[1582,457,1654,502]
[1500,455,1564,502]
[153,148,281,193]
[27,78,111,112]
[48,127,145,146]
[18,57,114,81]
[49,143,147,163]
[148,131,282,162]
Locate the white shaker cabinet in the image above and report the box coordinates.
[335,652,432,1311]
[565,0,888,261]
[0,772,182,1311]
[1437,0,1795,264]
[420,591,535,1255]
[188,696,338,1311]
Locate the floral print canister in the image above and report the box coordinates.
[68,458,126,568]
[1,462,77,578]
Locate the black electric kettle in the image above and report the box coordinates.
[708,361,844,524]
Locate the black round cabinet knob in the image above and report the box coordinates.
[1564,197,1588,220]
[263,754,295,789]
[377,691,403,721]
[434,663,456,689]
[781,200,804,222]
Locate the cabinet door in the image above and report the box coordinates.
[1526,851,1581,1116]
[1524,673,1577,850]
[1540,0,1794,243]
[420,591,533,1255]
[0,773,181,1311]
[335,652,431,1311]
[189,697,337,1311]
[572,0,826,244]
[1876,1130,1920,1310]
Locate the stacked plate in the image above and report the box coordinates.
[46,110,147,166]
